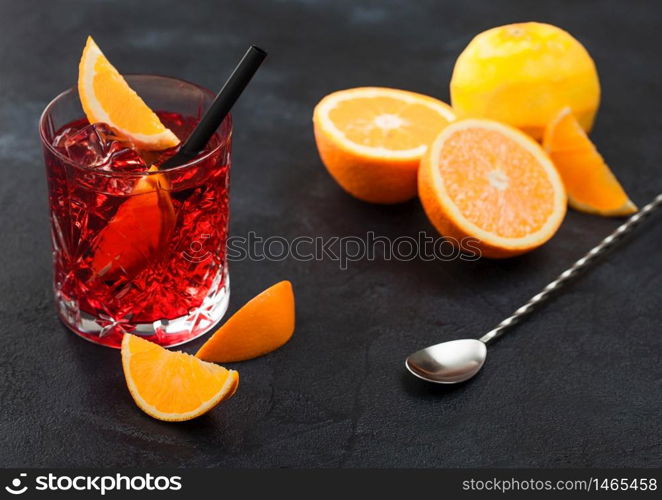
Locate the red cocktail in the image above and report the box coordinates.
[40,75,232,348]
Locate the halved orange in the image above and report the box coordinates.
[419,118,567,258]
[543,107,637,216]
[313,87,455,204]
[121,334,238,422]
[78,36,179,150]
[196,281,295,363]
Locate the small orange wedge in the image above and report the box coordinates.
[91,167,176,280]
[121,334,238,422]
[543,107,637,216]
[196,281,295,363]
[313,87,455,204]
[78,36,179,150]
[419,119,567,258]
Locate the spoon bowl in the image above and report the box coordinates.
[405,339,487,384]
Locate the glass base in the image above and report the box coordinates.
[56,269,230,349]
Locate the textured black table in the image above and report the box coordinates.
[1,0,661,468]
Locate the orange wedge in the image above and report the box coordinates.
[78,36,179,150]
[419,118,567,258]
[543,107,637,216]
[196,281,295,363]
[121,334,238,422]
[91,167,176,280]
[313,87,455,204]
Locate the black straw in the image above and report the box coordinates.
[161,45,267,169]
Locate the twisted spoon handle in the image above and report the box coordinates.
[479,193,662,345]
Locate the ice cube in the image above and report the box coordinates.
[53,123,147,172]
[53,123,114,167]
[105,142,148,172]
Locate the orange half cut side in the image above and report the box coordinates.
[313,87,455,203]
[419,118,567,258]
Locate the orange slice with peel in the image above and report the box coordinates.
[313,87,455,204]
[196,281,295,363]
[121,334,238,422]
[78,36,179,150]
[543,107,637,216]
[91,166,176,280]
[419,118,567,258]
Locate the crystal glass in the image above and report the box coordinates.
[39,75,231,348]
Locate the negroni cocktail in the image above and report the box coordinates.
[40,48,232,348]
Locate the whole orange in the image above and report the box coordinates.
[450,22,600,140]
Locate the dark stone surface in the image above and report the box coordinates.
[1,0,661,468]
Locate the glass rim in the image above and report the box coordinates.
[38,73,232,178]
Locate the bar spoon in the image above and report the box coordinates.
[406,193,662,384]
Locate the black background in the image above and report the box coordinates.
[1,0,661,468]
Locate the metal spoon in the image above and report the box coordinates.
[406,193,662,384]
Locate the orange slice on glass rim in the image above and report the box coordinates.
[78,36,179,150]
[121,334,239,422]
